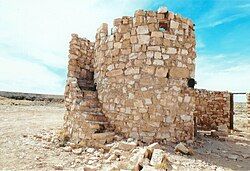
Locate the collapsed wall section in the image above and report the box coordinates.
[193,89,231,131]
[64,35,114,146]
[94,10,196,143]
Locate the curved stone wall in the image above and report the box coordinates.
[94,10,196,142]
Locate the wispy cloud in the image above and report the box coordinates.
[207,14,247,28]
[237,3,250,9]
[196,38,205,49]
[0,0,150,94]
[0,51,64,94]
[196,1,250,29]
[196,54,250,95]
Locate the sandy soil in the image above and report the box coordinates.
[0,96,249,170]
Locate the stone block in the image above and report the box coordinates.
[106,69,123,77]
[154,52,162,59]
[148,46,161,51]
[180,114,192,122]
[125,67,140,75]
[155,67,168,78]
[153,60,164,66]
[164,33,177,41]
[170,20,179,29]
[150,149,168,166]
[138,35,150,44]
[169,67,189,78]
[118,141,137,151]
[130,36,138,44]
[137,25,149,34]
[151,31,163,38]
[166,47,177,54]
[142,66,155,75]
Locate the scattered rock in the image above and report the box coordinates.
[150,149,169,166]
[242,153,250,159]
[106,154,117,163]
[228,154,239,160]
[174,142,193,155]
[53,164,63,170]
[62,146,72,152]
[118,141,137,151]
[127,138,134,142]
[83,165,98,171]
[72,148,83,155]
[141,165,158,171]
[218,124,228,132]
[86,147,95,154]
[34,134,42,139]
[114,135,123,141]
[148,142,161,150]
[42,144,50,149]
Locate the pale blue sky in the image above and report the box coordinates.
[0,0,249,101]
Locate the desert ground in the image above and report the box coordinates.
[0,96,249,170]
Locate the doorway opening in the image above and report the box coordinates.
[231,93,248,132]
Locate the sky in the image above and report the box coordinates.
[0,0,249,101]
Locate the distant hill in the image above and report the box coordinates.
[0,91,64,102]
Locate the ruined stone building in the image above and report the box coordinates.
[64,8,232,146]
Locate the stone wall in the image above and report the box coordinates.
[94,10,196,143]
[64,35,116,146]
[193,89,231,131]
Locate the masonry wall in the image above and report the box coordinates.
[94,10,196,143]
[193,89,231,131]
[64,34,99,143]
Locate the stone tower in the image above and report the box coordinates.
[64,8,196,146]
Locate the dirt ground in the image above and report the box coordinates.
[0,96,249,170]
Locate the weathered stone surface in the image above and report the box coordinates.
[138,35,150,44]
[141,165,158,171]
[150,149,168,166]
[72,148,83,155]
[118,141,137,151]
[151,31,163,38]
[166,47,177,54]
[170,20,179,29]
[153,60,164,66]
[124,67,140,75]
[193,90,231,131]
[62,146,72,152]
[142,66,155,75]
[148,142,161,150]
[174,142,189,154]
[106,69,123,77]
[169,67,189,78]
[164,33,177,41]
[155,67,168,77]
[137,25,149,35]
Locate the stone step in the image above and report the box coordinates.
[84,113,108,122]
[83,111,103,115]
[79,100,101,109]
[86,120,109,125]
[82,90,98,98]
[82,108,102,113]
